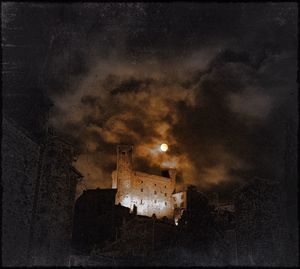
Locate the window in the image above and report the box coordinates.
[154,191,157,195]
[165,193,167,197]
[154,199,157,203]
[165,185,166,188]
[141,180,143,183]
[165,202,167,206]
[140,199,143,204]
[141,188,143,192]
[154,184,156,186]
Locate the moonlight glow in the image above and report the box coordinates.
[160,143,168,152]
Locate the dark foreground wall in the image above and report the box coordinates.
[2,118,40,266]
[2,117,83,266]
[30,136,82,266]
[72,188,130,253]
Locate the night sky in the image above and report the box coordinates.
[2,3,298,195]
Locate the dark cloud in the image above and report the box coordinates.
[3,3,297,193]
[110,77,153,95]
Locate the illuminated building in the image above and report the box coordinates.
[112,145,177,219]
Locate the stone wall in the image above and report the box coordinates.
[172,191,186,225]
[31,136,82,266]
[2,118,40,266]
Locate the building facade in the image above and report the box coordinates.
[2,118,40,266]
[30,136,83,266]
[2,118,82,266]
[112,145,177,219]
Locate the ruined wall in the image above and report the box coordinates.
[172,191,187,225]
[173,191,187,210]
[2,118,40,266]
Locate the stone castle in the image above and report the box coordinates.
[112,145,185,219]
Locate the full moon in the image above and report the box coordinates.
[160,143,168,152]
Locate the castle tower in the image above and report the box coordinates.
[115,145,133,207]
